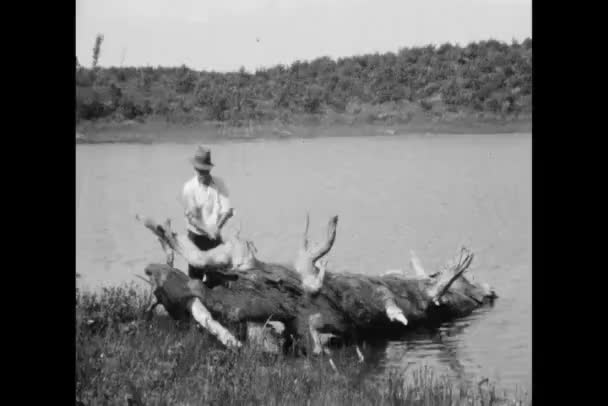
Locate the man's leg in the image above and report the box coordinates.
[187,231,222,279]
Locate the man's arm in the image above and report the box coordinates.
[214,177,235,232]
[217,208,234,230]
[182,184,211,236]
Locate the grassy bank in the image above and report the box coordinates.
[76,284,530,405]
[75,114,531,145]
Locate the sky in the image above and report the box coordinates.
[76,0,531,72]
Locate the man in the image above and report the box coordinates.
[182,145,234,279]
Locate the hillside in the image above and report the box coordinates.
[76,38,531,129]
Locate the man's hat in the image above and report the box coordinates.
[190,145,214,171]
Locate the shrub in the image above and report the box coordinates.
[302,84,324,114]
[174,65,197,94]
[420,99,433,111]
[118,96,146,120]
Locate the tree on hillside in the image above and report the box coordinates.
[92,34,104,69]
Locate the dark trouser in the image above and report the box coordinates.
[187,230,222,280]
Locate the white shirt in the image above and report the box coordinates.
[182,175,232,235]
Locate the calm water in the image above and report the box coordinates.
[76,133,531,392]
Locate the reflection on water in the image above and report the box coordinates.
[362,307,497,388]
[76,133,531,392]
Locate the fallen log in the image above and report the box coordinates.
[138,214,497,355]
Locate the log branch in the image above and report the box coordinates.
[381,269,406,276]
[309,313,339,373]
[302,212,310,250]
[409,250,428,278]
[138,215,259,271]
[295,215,338,293]
[189,298,241,348]
[158,219,175,266]
[309,313,324,355]
[356,345,365,363]
[377,286,408,326]
[301,259,328,294]
[314,259,327,289]
[141,263,241,348]
[310,216,338,263]
[428,247,474,305]
[381,250,427,278]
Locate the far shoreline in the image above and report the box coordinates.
[75,116,531,145]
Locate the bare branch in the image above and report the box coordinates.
[235,219,243,239]
[302,212,310,250]
[356,345,365,363]
[310,215,338,263]
[135,274,152,286]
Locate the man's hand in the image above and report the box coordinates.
[185,210,198,223]
[186,209,223,240]
[186,211,212,236]
[205,224,220,239]
[191,221,219,240]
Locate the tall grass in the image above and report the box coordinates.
[76,284,530,405]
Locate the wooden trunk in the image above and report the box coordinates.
[140,214,497,353]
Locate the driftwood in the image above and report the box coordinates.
[138,214,497,357]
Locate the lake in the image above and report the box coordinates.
[76,133,531,393]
